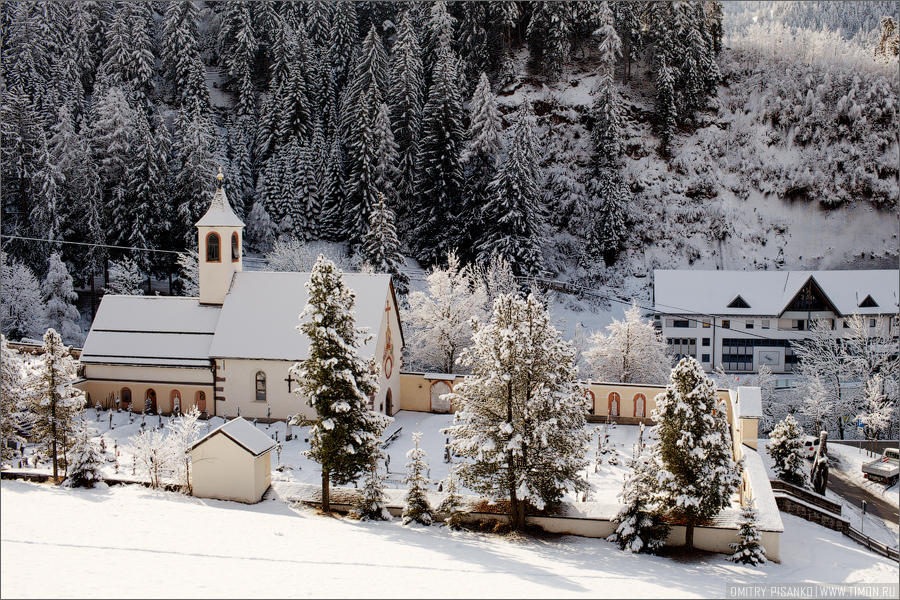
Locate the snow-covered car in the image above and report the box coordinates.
[801,436,821,459]
[862,448,899,485]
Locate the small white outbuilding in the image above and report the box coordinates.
[190,417,276,504]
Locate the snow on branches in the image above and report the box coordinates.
[443,293,589,531]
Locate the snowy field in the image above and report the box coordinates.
[2,478,898,599]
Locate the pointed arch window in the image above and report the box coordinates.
[206,232,220,263]
[231,232,239,262]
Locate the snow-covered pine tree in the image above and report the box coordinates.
[443,294,590,531]
[388,11,424,223]
[318,135,347,242]
[29,329,84,480]
[245,201,276,253]
[162,1,210,114]
[460,72,504,262]
[437,462,465,529]
[352,455,392,521]
[124,111,169,275]
[1,337,27,463]
[296,141,322,242]
[649,356,742,549]
[767,415,806,487]
[126,2,155,112]
[43,253,84,347]
[411,45,465,265]
[477,98,546,277]
[527,2,574,80]
[592,20,623,167]
[172,106,216,248]
[403,251,487,373]
[1,254,47,341]
[362,194,409,296]
[729,500,767,566]
[277,23,313,145]
[402,430,433,525]
[305,1,332,49]
[328,1,359,90]
[176,251,199,297]
[422,1,456,87]
[608,453,670,554]
[585,302,671,384]
[343,26,389,247]
[219,2,258,116]
[457,3,489,95]
[294,255,391,513]
[105,257,144,296]
[585,166,628,266]
[373,103,400,209]
[65,419,103,488]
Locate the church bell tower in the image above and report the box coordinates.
[196,169,244,305]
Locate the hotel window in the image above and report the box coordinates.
[702,319,711,328]
[870,319,876,328]
[702,338,710,347]
[745,321,754,329]
[761,320,770,329]
[255,371,266,401]
[702,354,710,362]
[673,319,689,328]
[722,320,730,329]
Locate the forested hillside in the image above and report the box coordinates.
[2,1,898,316]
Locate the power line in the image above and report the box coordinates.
[0,234,184,255]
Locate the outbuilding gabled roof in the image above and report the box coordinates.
[190,417,276,457]
[653,270,898,317]
[208,271,400,361]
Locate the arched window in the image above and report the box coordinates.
[608,392,620,417]
[206,232,220,262]
[121,387,132,408]
[634,394,646,418]
[231,232,239,262]
[585,390,596,415]
[255,371,266,401]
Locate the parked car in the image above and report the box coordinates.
[862,448,900,485]
[801,436,821,459]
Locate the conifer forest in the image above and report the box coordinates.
[2,2,898,315]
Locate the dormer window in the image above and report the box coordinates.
[728,295,750,309]
[231,232,239,262]
[206,232,220,262]
[858,295,878,308]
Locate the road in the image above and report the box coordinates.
[827,468,899,529]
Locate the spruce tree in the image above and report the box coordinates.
[362,195,409,296]
[373,103,400,208]
[585,167,628,266]
[413,45,465,265]
[437,462,466,529]
[527,2,573,80]
[162,1,210,114]
[277,24,313,145]
[219,2,258,117]
[305,1,333,49]
[460,73,504,262]
[388,11,424,223]
[172,106,216,248]
[729,501,767,565]
[352,455,392,521]
[29,329,84,480]
[328,2,358,90]
[402,430,433,525]
[65,420,104,488]
[649,357,741,549]
[767,415,806,487]
[43,253,83,347]
[477,99,545,277]
[295,255,391,513]
[608,453,670,554]
[422,1,456,87]
[444,294,590,531]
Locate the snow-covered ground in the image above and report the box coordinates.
[2,478,897,599]
[827,443,900,509]
[14,409,647,506]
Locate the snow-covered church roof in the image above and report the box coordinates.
[80,296,221,368]
[208,271,395,362]
[653,270,899,317]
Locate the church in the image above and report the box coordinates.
[77,173,404,421]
